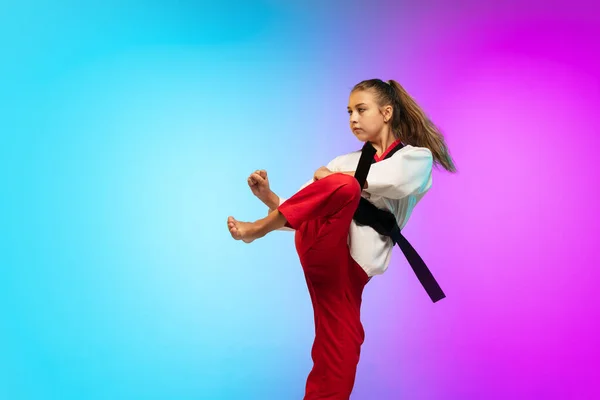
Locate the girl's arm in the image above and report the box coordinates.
[362,147,433,199]
[260,191,281,212]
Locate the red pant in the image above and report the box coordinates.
[278,173,370,400]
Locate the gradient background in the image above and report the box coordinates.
[1,1,599,399]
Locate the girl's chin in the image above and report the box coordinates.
[353,132,370,141]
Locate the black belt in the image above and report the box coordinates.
[353,141,446,303]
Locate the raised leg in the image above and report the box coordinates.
[227,173,361,245]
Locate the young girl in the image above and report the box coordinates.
[227,79,456,400]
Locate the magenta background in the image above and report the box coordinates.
[339,1,600,398]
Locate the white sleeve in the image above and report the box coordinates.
[326,156,341,172]
[364,147,433,199]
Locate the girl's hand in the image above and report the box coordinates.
[248,169,271,200]
[313,166,333,181]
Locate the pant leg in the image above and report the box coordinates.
[277,173,361,256]
[277,173,370,399]
[301,242,370,400]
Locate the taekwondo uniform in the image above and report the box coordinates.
[275,139,435,399]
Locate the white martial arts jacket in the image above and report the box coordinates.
[276,143,433,278]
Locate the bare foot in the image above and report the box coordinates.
[227,216,263,243]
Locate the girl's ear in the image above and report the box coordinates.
[382,104,393,123]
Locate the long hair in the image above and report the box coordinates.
[352,79,457,173]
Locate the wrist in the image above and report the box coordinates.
[262,191,279,209]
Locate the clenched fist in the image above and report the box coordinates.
[248,169,271,200]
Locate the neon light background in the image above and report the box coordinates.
[1,1,598,399]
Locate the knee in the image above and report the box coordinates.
[328,173,361,202]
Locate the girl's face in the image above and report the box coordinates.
[347,89,392,142]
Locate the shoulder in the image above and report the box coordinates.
[382,145,433,177]
[395,145,433,162]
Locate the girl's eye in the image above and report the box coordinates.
[348,109,365,115]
